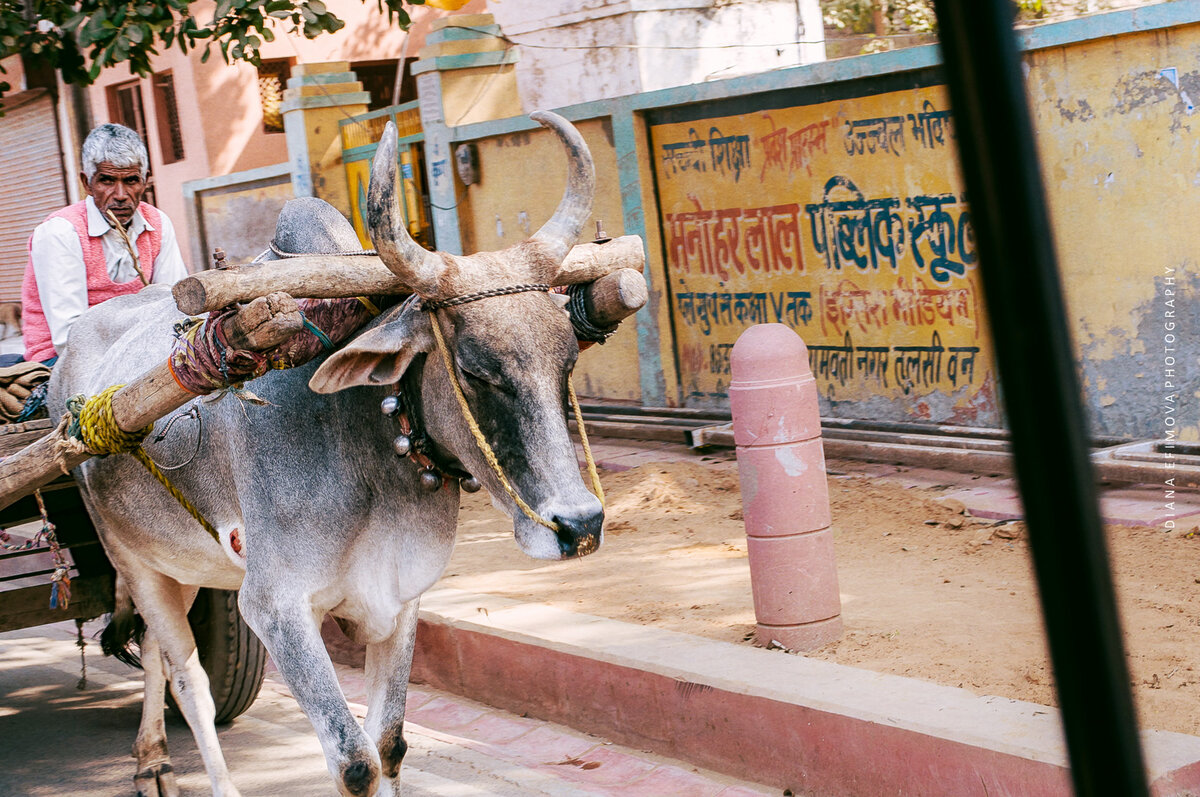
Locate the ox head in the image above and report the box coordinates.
[309,112,604,561]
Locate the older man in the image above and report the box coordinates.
[21,123,187,364]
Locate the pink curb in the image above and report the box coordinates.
[371,588,1200,797]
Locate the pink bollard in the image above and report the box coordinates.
[729,324,843,652]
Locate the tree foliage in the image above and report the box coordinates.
[0,0,422,95]
[820,0,1141,42]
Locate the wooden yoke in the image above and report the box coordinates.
[0,293,303,513]
[173,235,646,315]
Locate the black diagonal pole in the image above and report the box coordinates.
[929,2,1148,795]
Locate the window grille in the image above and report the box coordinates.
[153,71,185,164]
[257,59,292,134]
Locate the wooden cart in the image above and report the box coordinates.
[0,418,267,723]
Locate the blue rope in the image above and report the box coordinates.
[300,313,335,351]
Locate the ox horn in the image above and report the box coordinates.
[368,121,446,295]
[529,111,596,264]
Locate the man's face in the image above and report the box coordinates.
[81,162,147,227]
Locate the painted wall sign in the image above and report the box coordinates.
[651,85,998,425]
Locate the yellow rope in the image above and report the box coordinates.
[427,311,604,531]
[72,385,220,542]
[568,377,605,505]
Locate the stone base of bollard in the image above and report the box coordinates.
[757,615,844,652]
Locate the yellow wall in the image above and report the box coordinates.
[461,119,642,403]
[1027,25,1200,439]
[649,88,997,424]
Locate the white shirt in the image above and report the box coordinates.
[30,196,188,353]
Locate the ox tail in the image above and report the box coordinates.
[99,574,145,669]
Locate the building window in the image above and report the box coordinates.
[257,58,293,134]
[352,60,402,111]
[152,71,185,164]
[105,79,155,205]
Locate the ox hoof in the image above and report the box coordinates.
[340,757,379,797]
[134,763,179,797]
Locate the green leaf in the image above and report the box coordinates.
[308,0,327,14]
[261,27,274,41]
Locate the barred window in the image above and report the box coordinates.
[153,71,185,164]
[257,59,293,134]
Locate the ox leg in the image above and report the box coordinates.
[363,599,420,795]
[119,566,241,797]
[237,584,381,797]
[132,630,180,797]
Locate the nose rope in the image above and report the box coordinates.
[426,309,605,533]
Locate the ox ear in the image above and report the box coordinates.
[308,312,431,394]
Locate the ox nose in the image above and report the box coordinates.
[551,508,604,558]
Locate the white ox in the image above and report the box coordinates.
[48,111,605,796]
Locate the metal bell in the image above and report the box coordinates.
[420,469,443,491]
[381,395,400,416]
[460,475,482,493]
[392,434,412,456]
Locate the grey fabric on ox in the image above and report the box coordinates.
[255,197,367,261]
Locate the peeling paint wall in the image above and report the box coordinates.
[441,5,1200,435]
[1027,25,1200,439]
[191,173,295,267]
[647,84,998,424]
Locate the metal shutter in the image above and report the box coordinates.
[0,90,68,302]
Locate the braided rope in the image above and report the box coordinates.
[269,241,378,258]
[427,310,604,532]
[567,377,605,505]
[68,386,220,543]
[105,210,149,286]
[565,284,619,343]
[423,284,550,310]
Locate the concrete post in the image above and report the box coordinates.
[280,62,371,216]
[729,324,842,651]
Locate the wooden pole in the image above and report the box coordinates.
[581,268,648,328]
[0,293,303,513]
[173,236,646,315]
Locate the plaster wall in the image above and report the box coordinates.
[443,3,1200,434]
[489,0,809,114]
[1026,24,1200,439]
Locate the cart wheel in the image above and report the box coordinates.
[185,587,268,724]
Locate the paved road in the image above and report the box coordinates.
[0,622,775,796]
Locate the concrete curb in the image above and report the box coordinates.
[322,588,1200,797]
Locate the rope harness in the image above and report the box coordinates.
[66,386,221,542]
[423,289,605,532]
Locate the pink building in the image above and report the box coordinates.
[0,0,484,294]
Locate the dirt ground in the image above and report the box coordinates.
[439,454,1200,738]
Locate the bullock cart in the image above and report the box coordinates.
[0,293,313,723]
[0,111,648,795]
[0,421,269,723]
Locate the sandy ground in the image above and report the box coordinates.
[440,455,1200,738]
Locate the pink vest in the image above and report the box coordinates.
[22,200,161,362]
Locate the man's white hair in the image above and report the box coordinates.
[81,123,148,179]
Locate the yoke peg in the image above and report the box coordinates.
[392,434,412,456]
[460,475,481,493]
[420,470,443,491]
[381,395,400,416]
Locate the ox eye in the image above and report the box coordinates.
[457,361,504,387]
